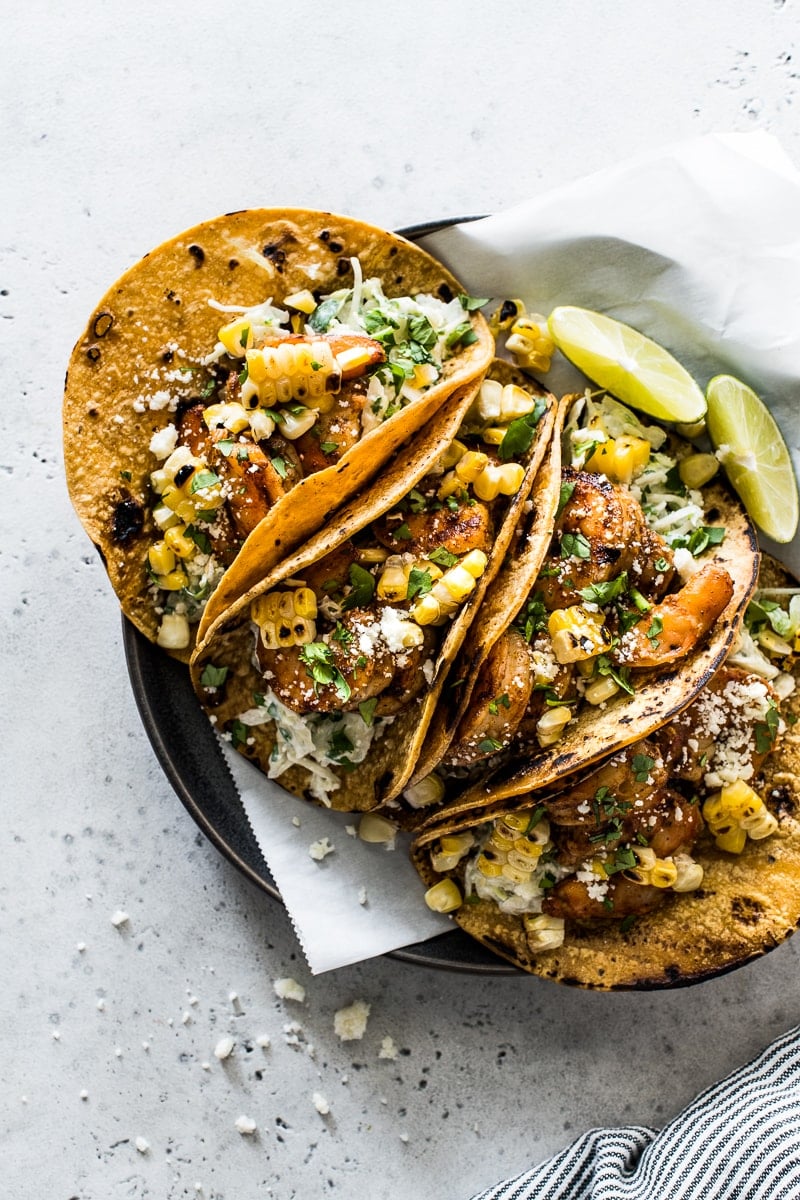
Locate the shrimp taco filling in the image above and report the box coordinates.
[419,619,797,964]
[145,264,485,652]
[443,394,738,769]
[195,376,553,806]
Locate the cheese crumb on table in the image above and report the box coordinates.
[235,1115,257,1135]
[273,977,306,1003]
[378,1036,398,1060]
[312,1092,330,1115]
[214,1036,235,1060]
[334,1000,371,1041]
[135,1137,150,1154]
[110,910,129,928]
[308,837,335,861]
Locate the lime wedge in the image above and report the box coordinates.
[548,306,707,424]
[705,374,798,543]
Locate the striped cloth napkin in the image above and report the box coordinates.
[469,1026,800,1199]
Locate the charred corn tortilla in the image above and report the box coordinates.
[189,365,561,814]
[64,209,493,659]
[411,557,800,988]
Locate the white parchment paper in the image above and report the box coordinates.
[221,133,800,974]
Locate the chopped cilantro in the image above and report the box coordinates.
[407,489,427,514]
[190,470,220,494]
[358,698,379,727]
[514,591,548,643]
[595,655,635,696]
[498,399,548,462]
[332,622,354,646]
[341,563,376,611]
[298,642,351,703]
[556,480,576,517]
[200,663,228,688]
[428,546,459,569]
[187,525,212,555]
[629,587,652,613]
[682,525,727,557]
[646,615,664,648]
[120,469,132,482]
[407,567,433,600]
[525,806,547,833]
[458,293,489,312]
[308,296,343,333]
[561,532,591,560]
[230,720,249,749]
[200,378,217,400]
[603,846,637,876]
[755,702,781,754]
[394,523,412,541]
[328,727,355,762]
[271,456,288,479]
[238,362,249,385]
[578,572,628,606]
[654,556,671,574]
[239,326,250,349]
[631,753,655,783]
[407,313,437,350]
[320,440,338,454]
[488,693,511,716]
[477,737,503,754]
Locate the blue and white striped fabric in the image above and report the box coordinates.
[469,1026,800,1200]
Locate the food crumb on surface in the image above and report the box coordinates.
[312,1092,330,1115]
[135,1136,150,1154]
[76,942,86,952]
[291,816,301,827]
[235,1115,257,1135]
[400,1132,410,1143]
[334,999,371,1041]
[309,837,335,861]
[273,977,306,1003]
[110,910,129,928]
[79,1089,88,1101]
[345,824,357,837]
[358,887,368,906]
[214,1036,235,1060]
[255,1033,271,1049]
[378,1036,398,1060]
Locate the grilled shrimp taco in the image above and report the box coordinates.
[409,392,760,806]
[63,209,493,659]
[189,363,562,813]
[412,557,800,987]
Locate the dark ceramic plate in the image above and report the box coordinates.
[123,214,516,974]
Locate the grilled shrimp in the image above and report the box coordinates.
[446,629,536,766]
[544,739,669,826]
[538,469,670,610]
[293,378,370,472]
[613,561,733,669]
[374,500,495,559]
[543,874,665,921]
[209,431,293,538]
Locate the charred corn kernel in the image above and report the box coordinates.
[757,628,793,657]
[218,316,254,356]
[742,809,779,839]
[501,812,533,834]
[294,587,317,618]
[461,550,488,578]
[149,541,177,575]
[202,402,250,433]
[436,470,466,501]
[455,450,490,483]
[252,589,317,626]
[678,452,719,489]
[476,854,504,878]
[161,488,199,524]
[549,606,611,665]
[507,847,543,871]
[249,409,277,441]
[411,593,443,626]
[356,546,389,564]
[421,560,443,581]
[633,846,657,871]
[424,879,462,913]
[156,612,191,650]
[522,819,551,847]
[152,504,181,531]
[672,853,704,892]
[473,379,504,423]
[702,792,726,827]
[675,418,707,440]
[255,615,316,648]
[715,826,748,854]
[439,566,478,602]
[624,866,652,885]
[506,314,554,373]
[583,675,620,706]
[439,832,475,857]
[155,569,189,591]
[651,859,679,889]
[358,813,398,845]
[247,340,340,408]
[473,462,526,501]
[584,436,651,484]
[502,862,533,884]
[480,426,507,446]
[523,913,565,951]
[438,439,469,471]
[280,406,318,439]
[283,289,317,314]
[722,780,763,821]
[487,828,516,853]
[403,774,445,809]
[489,299,524,334]
[513,831,548,857]
[377,556,410,602]
[164,524,196,560]
[245,348,269,383]
[535,705,571,747]
[162,445,197,480]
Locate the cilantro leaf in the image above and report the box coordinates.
[200,663,228,688]
[308,296,343,333]
[556,480,576,517]
[341,563,376,611]
[358,698,379,727]
[578,572,628,606]
[754,702,780,754]
[458,293,489,312]
[561,532,591,560]
[477,737,503,754]
[190,470,220,494]
[596,655,635,696]
[298,642,352,703]
[407,567,433,601]
[428,547,459,569]
[498,398,548,462]
[631,754,655,783]
[271,456,288,479]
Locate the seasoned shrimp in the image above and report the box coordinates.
[209,431,291,538]
[374,500,495,559]
[543,874,665,921]
[446,629,536,766]
[613,561,734,669]
[538,469,663,610]
[293,379,370,472]
[544,739,669,826]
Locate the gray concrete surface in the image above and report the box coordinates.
[3,3,800,1197]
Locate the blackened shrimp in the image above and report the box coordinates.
[613,562,734,670]
[293,378,370,472]
[544,740,669,826]
[374,500,495,559]
[446,630,536,766]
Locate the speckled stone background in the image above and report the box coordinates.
[3,3,800,1198]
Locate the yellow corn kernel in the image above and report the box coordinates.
[721,780,763,821]
[633,846,657,871]
[245,347,269,383]
[439,832,475,858]
[152,504,181,532]
[164,524,196,560]
[430,849,465,874]
[523,913,565,951]
[280,406,318,439]
[501,812,533,833]
[472,462,526,502]
[218,316,254,357]
[502,384,539,421]
[650,859,679,888]
[535,705,572,747]
[584,436,651,484]
[411,362,439,389]
[283,289,317,314]
[701,791,726,827]
[476,854,504,878]
[591,859,609,879]
[335,345,375,374]
[248,408,277,441]
[487,827,516,854]
[424,879,462,913]
[455,450,490,483]
[715,826,748,854]
[403,774,445,809]
[583,675,620,706]
[155,569,189,591]
[548,606,611,664]
[156,612,190,651]
[460,550,489,579]
[377,556,410,602]
[358,813,398,845]
[678,453,719,490]
[294,587,318,619]
[148,541,177,575]
[489,299,524,334]
[757,628,794,657]
[502,862,533,884]
[438,565,478,603]
[356,546,390,564]
[410,593,443,626]
[507,847,542,871]
[251,593,280,625]
[741,809,779,840]
[672,853,704,892]
[472,378,504,423]
[202,402,250,433]
[512,835,546,860]
[480,426,507,446]
[506,314,555,372]
[436,470,466,501]
[438,439,469,472]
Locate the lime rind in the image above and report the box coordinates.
[705,374,798,544]
[548,306,707,425]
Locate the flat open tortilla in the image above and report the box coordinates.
[411,556,800,989]
[63,209,493,657]
[190,365,560,814]
[409,469,759,807]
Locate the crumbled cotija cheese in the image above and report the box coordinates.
[334,1000,370,1041]
[273,978,306,1003]
[312,1092,330,1115]
[309,837,335,862]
